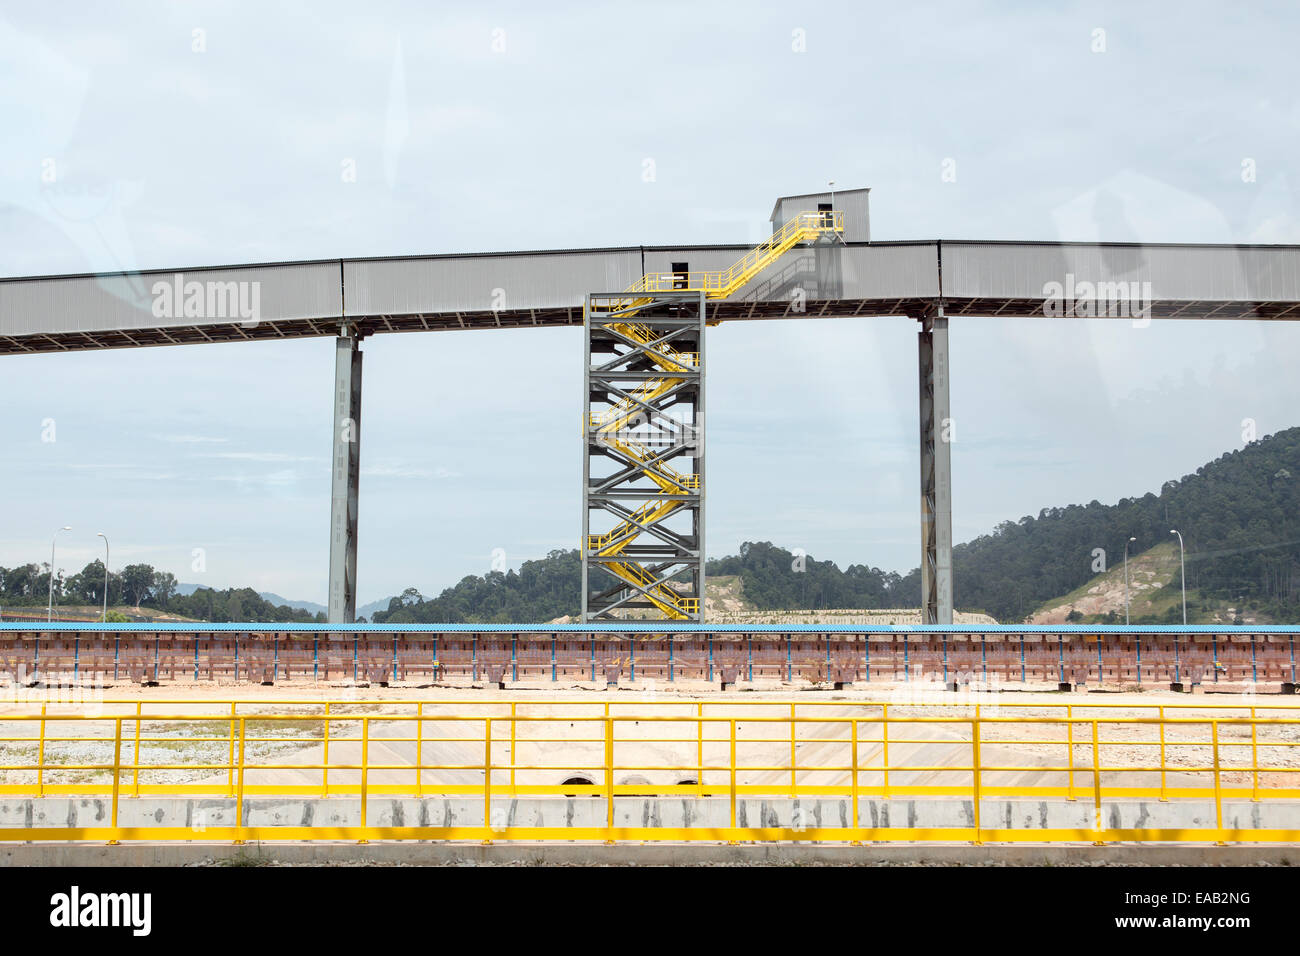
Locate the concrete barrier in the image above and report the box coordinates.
[3,795,1298,831]
[4,841,1300,867]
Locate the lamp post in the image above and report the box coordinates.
[1124,536,1137,626]
[97,532,110,622]
[47,526,71,623]
[1170,529,1187,625]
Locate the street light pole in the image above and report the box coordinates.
[97,532,110,622]
[47,526,71,623]
[1124,536,1137,626]
[1170,529,1187,625]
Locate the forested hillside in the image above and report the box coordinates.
[708,542,916,611]
[376,429,1300,625]
[952,427,1300,621]
[373,549,583,623]
[0,559,323,623]
[372,543,914,623]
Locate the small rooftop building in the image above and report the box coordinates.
[770,187,869,242]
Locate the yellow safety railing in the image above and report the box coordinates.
[2,698,1300,844]
[609,210,844,306]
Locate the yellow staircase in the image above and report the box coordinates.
[587,210,843,619]
[593,209,844,313]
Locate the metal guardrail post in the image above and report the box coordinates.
[1158,705,1167,801]
[696,703,704,798]
[234,717,247,845]
[322,702,332,797]
[36,704,46,797]
[882,703,890,799]
[359,716,369,844]
[483,716,493,845]
[109,717,122,845]
[851,719,860,844]
[971,717,982,846]
[604,716,614,844]
[415,702,423,797]
[510,703,517,792]
[1212,721,1225,845]
[1248,712,1258,806]
[789,702,797,797]
[1251,708,1260,802]
[729,718,737,841]
[226,701,236,797]
[132,701,142,796]
[1066,706,1075,800]
[1091,719,1104,845]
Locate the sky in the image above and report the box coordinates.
[1,1,1298,607]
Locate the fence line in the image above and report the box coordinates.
[3,700,1300,843]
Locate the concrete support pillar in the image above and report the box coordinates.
[328,334,362,623]
[918,307,953,625]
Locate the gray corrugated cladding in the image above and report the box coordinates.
[0,262,343,337]
[6,239,1300,341]
[643,243,939,300]
[344,249,642,315]
[941,242,1300,301]
[770,188,870,243]
[346,242,931,318]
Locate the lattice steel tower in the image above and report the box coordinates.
[581,210,843,622]
[582,291,705,621]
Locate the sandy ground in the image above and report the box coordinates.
[1,680,1296,795]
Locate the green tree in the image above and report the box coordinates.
[120,564,155,607]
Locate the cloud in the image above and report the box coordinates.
[361,462,460,479]
[197,452,317,462]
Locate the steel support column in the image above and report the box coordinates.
[328,333,362,623]
[582,290,705,621]
[918,306,953,624]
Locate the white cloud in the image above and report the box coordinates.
[197,452,317,462]
[361,462,460,479]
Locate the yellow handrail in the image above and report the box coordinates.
[2,701,1298,844]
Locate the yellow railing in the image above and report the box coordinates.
[599,560,696,618]
[2,698,1300,843]
[616,210,844,302]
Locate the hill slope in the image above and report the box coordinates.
[953,428,1300,622]
[371,542,926,624]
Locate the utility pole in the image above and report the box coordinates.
[1124,536,1136,625]
[1170,529,1187,625]
[97,532,110,622]
[47,526,71,623]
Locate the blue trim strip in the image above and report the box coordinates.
[3,621,1298,635]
